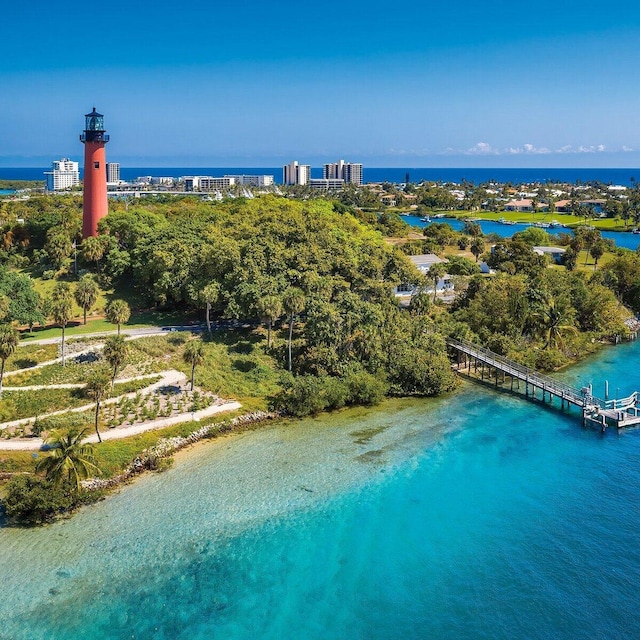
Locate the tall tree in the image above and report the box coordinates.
[49,282,74,367]
[427,262,448,303]
[81,235,105,271]
[0,324,18,398]
[202,282,220,337]
[257,295,283,348]
[105,299,131,335]
[44,229,73,270]
[85,368,111,443]
[36,427,101,490]
[282,287,305,372]
[183,338,205,391]
[102,335,128,389]
[470,237,485,263]
[532,296,577,350]
[590,240,606,270]
[74,274,99,325]
[1,272,44,332]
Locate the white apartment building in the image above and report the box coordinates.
[283,161,311,186]
[44,158,80,191]
[309,178,345,190]
[184,176,235,191]
[323,160,363,186]
[226,175,274,187]
[106,162,120,183]
[184,175,273,191]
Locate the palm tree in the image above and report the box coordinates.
[427,262,447,303]
[36,427,101,490]
[532,297,577,350]
[282,287,305,372]
[85,368,111,443]
[105,299,131,335]
[590,240,606,270]
[0,324,18,398]
[202,282,220,337]
[409,291,431,317]
[102,335,128,389]
[49,282,74,367]
[470,237,485,263]
[74,274,99,325]
[81,235,104,271]
[257,295,283,348]
[183,338,205,391]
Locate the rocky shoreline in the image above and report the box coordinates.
[81,410,280,492]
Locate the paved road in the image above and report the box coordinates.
[17,325,196,347]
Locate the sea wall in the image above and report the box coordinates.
[81,410,280,491]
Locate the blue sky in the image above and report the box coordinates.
[2,0,640,167]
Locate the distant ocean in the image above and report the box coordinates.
[2,167,640,186]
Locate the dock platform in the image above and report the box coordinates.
[447,338,640,431]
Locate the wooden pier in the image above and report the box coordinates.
[447,338,640,431]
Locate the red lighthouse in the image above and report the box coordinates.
[80,107,110,238]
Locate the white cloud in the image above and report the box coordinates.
[438,142,622,156]
[623,146,634,152]
[465,142,497,155]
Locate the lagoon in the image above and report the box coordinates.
[1,341,640,639]
[405,215,640,251]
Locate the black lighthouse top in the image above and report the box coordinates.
[80,107,109,143]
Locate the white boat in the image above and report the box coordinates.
[420,216,431,222]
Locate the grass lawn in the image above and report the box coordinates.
[444,209,636,232]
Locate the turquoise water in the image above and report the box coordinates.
[1,342,640,639]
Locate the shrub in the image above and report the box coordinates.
[273,375,329,417]
[3,475,75,524]
[534,348,567,372]
[344,369,387,406]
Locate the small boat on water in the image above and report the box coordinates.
[419,216,431,222]
[498,217,516,225]
[533,222,551,228]
[633,228,640,234]
[548,220,563,228]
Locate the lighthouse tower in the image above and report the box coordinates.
[80,108,110,238]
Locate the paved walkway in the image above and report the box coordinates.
[0,325,243,451]
[0,400,242,450]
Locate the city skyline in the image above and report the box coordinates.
[2,1,640,168]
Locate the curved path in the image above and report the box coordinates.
[0,332,243,450]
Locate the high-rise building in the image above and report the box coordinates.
[80,107,110,238]
[283,161,311,186]
[44,158,80,191]
[106,162,120,183]
[323,160,363,186]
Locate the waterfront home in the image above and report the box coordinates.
[553,199,572,213]
[394,254,454,297]
[533,246,566,264]
[504,199,549,212]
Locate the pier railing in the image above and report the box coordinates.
[447,338,604,408]
[604,392,638,411]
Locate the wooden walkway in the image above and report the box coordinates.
[447,338,640,431]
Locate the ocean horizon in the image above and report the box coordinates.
[3,167,640,186]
